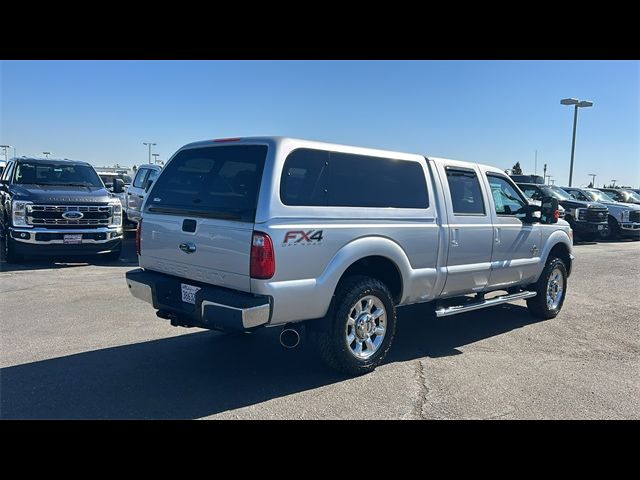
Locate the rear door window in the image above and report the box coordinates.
[445,168,486,215]
[145,145,267,222]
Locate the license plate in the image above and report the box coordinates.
[598,224,605,231]
[63,234,82,244]
[181,283,201,304]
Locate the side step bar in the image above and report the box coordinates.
[435,291,537,317]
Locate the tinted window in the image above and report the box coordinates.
[145,145,267,222]
[280,149,329,206]
[487,175,526,215]
[14,162,102,187]
[133,168,150,188]
[280,148,428,208]
[328,152,428,208]
[446,168,485,215]
[520,185,542,200]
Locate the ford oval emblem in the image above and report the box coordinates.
[62,211,84,220]
[179,242,196,254]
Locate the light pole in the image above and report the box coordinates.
[545,174,552,185]
[42,151,51,158]
[588,173,596,187]
[152,153,160,164]
[143,142,157,164]
[611,179,617,187]
[561,98,594,187]
[0,145,13,161]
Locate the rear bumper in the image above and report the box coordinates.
[125,268,272,331]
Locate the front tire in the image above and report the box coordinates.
[600,216,619,241]
[3,235,23,264]
[309,275,397,375]
[526,257,567,319]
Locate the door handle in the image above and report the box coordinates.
[494,227,501,245]
[451,228,460,247]
[127,192,133,195]
[137,195,144,199]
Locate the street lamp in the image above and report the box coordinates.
[0,145,13,161]
[152,153,160,164]
[561,98,594,187]
[42,151,51,158]
[588,173,596,187]
[545,175,552,185]
[143,142,157,164]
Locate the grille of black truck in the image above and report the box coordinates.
[630,210,640,223]
[586,208,608,222]
[27,205,112,227]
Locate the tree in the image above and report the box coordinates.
[132,165,137,172]
[511,161,523,175]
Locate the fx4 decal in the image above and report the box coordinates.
[283,230,324,246]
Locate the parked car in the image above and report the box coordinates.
[597,188,640,205]
[126,136,572,375]
[125,164,162,224]
[0,157,123,263]
[562,187,640,240]
[97,171,134,227]
[516,183,608,241]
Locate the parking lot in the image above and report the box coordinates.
[1,233,638,419]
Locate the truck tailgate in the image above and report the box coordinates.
[139,213,253,292]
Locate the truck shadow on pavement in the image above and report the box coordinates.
[0,304,545,419]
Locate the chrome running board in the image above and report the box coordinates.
[435,291,537,317]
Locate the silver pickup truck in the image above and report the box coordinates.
[126,137,573,374]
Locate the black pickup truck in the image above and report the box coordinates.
[517,183,609,241]
[0,157,124,263]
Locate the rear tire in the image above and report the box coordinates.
[309,275,397,375]
[526,257,567,319]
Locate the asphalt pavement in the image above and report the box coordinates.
[1,234,638,419]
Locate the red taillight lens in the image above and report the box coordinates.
[250,231,274,279]
[135,219,142,256]
[554,209,560,220]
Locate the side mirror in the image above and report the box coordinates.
[516,202,541,224]
[144,178,154,192]
[540,196,559,224]
[113,178,125,194]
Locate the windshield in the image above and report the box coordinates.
[585,189,615,202]
[14,162,103,187]
[621,190,640,202]
[541,185,573,201]
[99,173,132,186]
[144,144,268,222]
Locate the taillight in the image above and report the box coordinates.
[135,219,142,256]
[554,209,560,220]
[250,231,274,279]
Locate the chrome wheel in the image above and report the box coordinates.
[546,267,564,310]
[345,295,387,360]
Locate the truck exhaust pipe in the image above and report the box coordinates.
[279,325,301,349]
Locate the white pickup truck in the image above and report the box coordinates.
[126,137,573,374]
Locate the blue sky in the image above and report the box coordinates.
[1,60,638,187]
